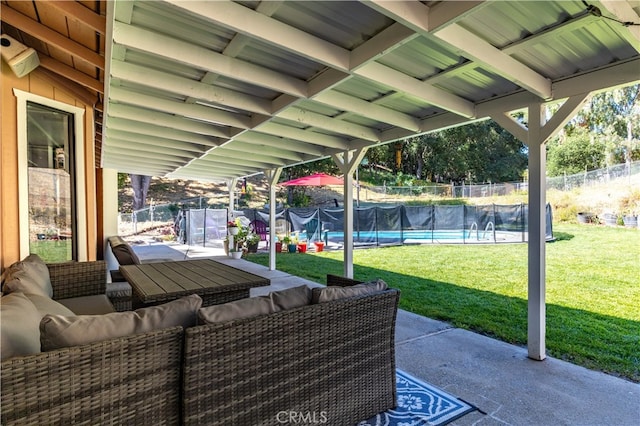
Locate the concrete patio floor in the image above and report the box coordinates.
[128,240,639,426]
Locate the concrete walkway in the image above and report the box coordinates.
[130,240,639,426]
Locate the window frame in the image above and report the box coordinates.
[14,89,87,261]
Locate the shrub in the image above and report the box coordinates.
[549,191,578,223]
[618,188,640,216]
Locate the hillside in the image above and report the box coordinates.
[119,174,349,211]
[119,172,640,221]
[119,175,269,212]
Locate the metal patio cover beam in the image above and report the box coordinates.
[164,0,476,119]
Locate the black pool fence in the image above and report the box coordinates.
[183,203,553,247]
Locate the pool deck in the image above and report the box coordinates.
[128,239,639,426]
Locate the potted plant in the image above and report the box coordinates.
[622,213,638,228]
[275,235,284,253]
[619,198,639,228]
[229,248,243,259]
[283,235,297,253]
[227,220,240,236]
[313,241,325,252]
[603,212,618,227]
[245,233,260,253]
[576,212,594,224]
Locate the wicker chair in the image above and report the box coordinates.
[46,260,107,299]
[1,327,183,425]
[44,260,131,311]
[1,260,182,425]
[326,273,364,287]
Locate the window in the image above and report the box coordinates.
[15,90,87,262]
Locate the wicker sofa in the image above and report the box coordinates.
[1,268,399,426]
[182,275,400,425]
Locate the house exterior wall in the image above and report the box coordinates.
[1,61,99,271]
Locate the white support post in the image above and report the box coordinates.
[226,178,237,219]
[332,148,368,278]
[527,102,547,361]
[343,171,355,278]
[264,168,283,271]
[491,93,590,361]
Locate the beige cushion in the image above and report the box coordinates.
[198,285,312,324]
[1,292,42,360]
[58,295,115,315]
[2,254,53,298]
[312,279,388,304]
[25,293,75,316]
[270,285,312,310]
[198,296,275,324]
[40,294,202,351]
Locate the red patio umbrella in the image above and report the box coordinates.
[279,173,344,186]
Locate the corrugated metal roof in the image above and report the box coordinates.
[3,0,637,181]
[103,0,640,180]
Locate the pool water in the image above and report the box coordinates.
[324,229,496,244]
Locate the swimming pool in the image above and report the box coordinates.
[322,229,521,245]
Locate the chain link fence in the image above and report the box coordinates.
[546,161,640,191]
[362,161,639,201]
[117,197,211,236]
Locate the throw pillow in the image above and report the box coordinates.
[198,285,312,324]
[311,279,388,304]
[198,295,274,324]
[40,294,202,351]
[110,239,140,265]
[2,254,53,298]
[1,292,42,360]
[270,285,312,310]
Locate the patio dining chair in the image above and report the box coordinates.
[304,218,320,242]
[249,220,269,249]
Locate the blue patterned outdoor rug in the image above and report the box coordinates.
[359,370,477,426]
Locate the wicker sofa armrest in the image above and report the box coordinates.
[1,326,183,425]
[183,288,400,425]
[47,261,106,300]
[326,273,364,287]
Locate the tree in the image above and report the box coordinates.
[546,128,605,177]
[355,121,529,185]
[421,121,527,183]
[130,174,152,210]
[568,84,639,165]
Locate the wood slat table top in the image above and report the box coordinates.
[119,259,270,303]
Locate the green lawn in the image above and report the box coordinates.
[247,223,640,383]
[30,240,72,263]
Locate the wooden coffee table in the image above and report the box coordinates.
[119,259,270,307]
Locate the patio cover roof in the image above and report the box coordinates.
[102,0,640,181]
[2,1,638,179]
[101,0,639,180]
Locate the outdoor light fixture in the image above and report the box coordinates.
[1,34,40,78]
